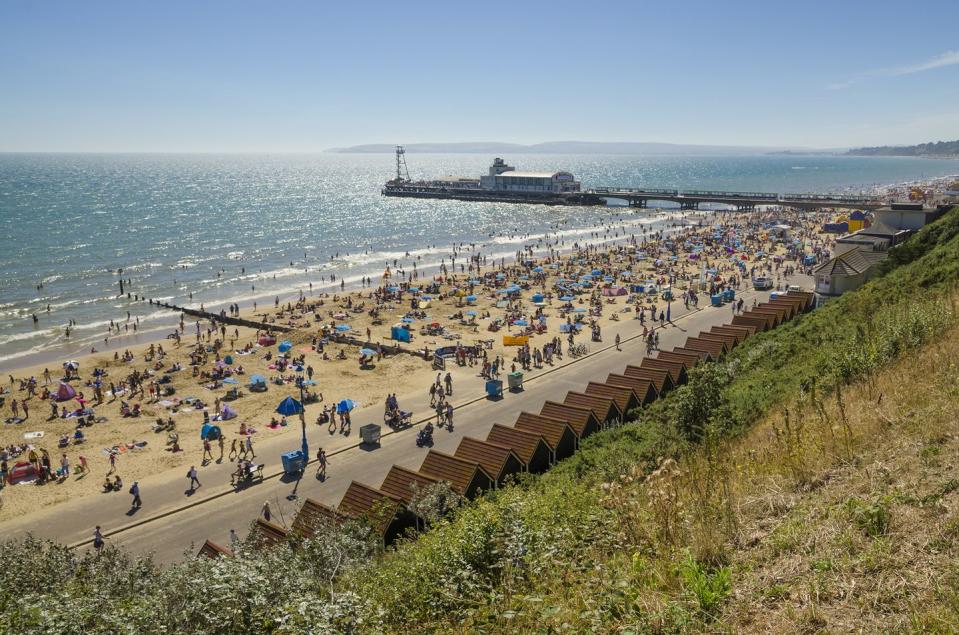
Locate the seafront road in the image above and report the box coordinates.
[0,276,808,563]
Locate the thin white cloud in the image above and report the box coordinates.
[827,50,959,90]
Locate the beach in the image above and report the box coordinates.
[0,205,832,524]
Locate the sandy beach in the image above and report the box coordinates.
[1,207,835,521]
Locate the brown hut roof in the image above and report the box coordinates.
[683,336,727,359]
[541,400,604,436]
[732,313,770,332]
[698,330,738,349]
[420,450,494,497]
[292,498,343,539]
[758,300,796,320]
[251,517,288,548]
[198,539,233,559]
[671,346,714,363]
[486,423,553,465]
[585,380,647,410]
[562,392,623,424]
[621,366,674,393]
[711,324,755,340]
[743,308,781,328]
[657,349,704,367]
[638,357,688,386]
[608,371,668,398]
[379,466,439,504]
[454,436,523,483]
[515,411,579,447]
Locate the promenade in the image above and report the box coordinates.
[1,276,808,563]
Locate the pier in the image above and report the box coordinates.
[587,187,881,211]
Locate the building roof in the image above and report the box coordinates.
[584,381,644,411]
[486,423,552,464]
[856,222,910,238]
[292,498,343,539]
[514,411,578,447]
[541,400,603,435]
[197,539,233,559]
[420,450,493,496]
[338,481,404,535]
[497,171,565,179]
[250,517,289,548]
[454,436,521,481]
[813,249,888,277]
[379,466,439,504]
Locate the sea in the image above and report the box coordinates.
[2,152,958,370]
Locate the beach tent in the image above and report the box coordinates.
[531,293,544,303]
[335,324,351,332]
[391,325,411,342]
[337,399,355,413]
[258,336,276,346]
[200,423,222,440]
[54,382,77,402]
[219,404,237,420]
[278,341,293,353]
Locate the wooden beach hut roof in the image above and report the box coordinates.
[486,423,553,472]
[638,357,689,386]
[758,300,796,320]
[514,412,578,459]
[197,539,233,559]
[743,308,782,328]
[454,436,523,485]
[608,371,667,399]
[732,313,771,332]
[420,450,494,497]
[657,349,705,367]
[250,517,289,549]
[292,498,343,539]
[542,400,604,436]
[620,366,673,394]
[754,303,790,322]
[683,336,727,359]
[671,346,714,363]
[379,466,439,504]
[698,330,738,349]
[562,392,623,425]
[712,323,755,340]
[585,380,647,411]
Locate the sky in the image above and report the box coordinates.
[0,0,957,152]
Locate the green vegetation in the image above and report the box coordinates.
[2,207,959,633]
[846,139,959,157]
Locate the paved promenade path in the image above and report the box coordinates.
[2,278,806,564]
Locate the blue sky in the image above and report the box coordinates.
[1,0,957,151]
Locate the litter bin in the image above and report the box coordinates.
[507,371,524,392]
[281,450,306,475]
[485,379,504,399]
[711,294,723,307]
[360,423,381,447]
[723,289,735,302]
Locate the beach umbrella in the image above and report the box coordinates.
[278,340,293,353]
[360,348,376,356]
[532,266,544,273]
[276,396,304,416]
[513,319,528,327]
[466,310,477,316]
[337,399,355,413]
[560,295,575,302]
[222,377,238,385]
[335,324,351,332]
[387,285,400,292]
[407,287,420,293]
[465,295,477,302]
[250,374,266,385]
[574,307,587,313]
[401,317,415,323]
[421,294,433,300]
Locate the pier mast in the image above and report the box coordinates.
[395,145,410,182]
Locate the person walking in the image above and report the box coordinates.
[217,435,225,463]
[93,526,105,553]
[316,448,327,480]
[78,455,89,474]
[261,500,271,522]
[107,451,117,475]
[615,333,621,351]
[60,453,70,477]
[229,438,238,460]
[187,465,201,491]
[444,372,453,396]
[245,436,255,459]
[445,402,454,431]
[229,528,239,551]
[202,438,213,464]
[129,481,141,508]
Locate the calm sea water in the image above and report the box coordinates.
[2,152,958,368]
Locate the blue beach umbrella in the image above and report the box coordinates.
[465,295,477,302]
[574,307,587,313]
[360,348,376,356]
[276,396,304,416]
[465,310,477,316]
[249,374,266,385]
[407,287,420,293]
[222,377,238,385]
[513,319,528,327]
[532,266,544,273]
[560,295,575,302]
[278,340,293,353]
[337,399,355,413]
[401,317,415,323]
[335,324,351,332]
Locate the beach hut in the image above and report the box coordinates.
[337,481,415,544]
[291,498,343,539]
[657,349,705,368]
[454,437,524,486]
[541,400,604,437]
[684,337,728,359]
[250,517,289,550]
[731,314,771,332]
[638,358,688,386]
[197,540,233,559]
[585,380,647,411]
[621,366,675,394]
[514,412,578,460]
[485,424,553,472]
[560,393,623,428]
[379,466,440,505]
[420,450,495,498]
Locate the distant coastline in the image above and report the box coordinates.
[327,141,811,155]
[844,139,959,159]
